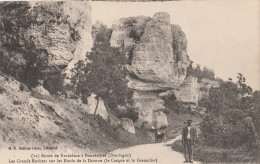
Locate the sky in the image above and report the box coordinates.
[90,0,260,90]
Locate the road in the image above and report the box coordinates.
[109,135,200,164]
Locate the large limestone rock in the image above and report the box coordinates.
[31,85,50,96]
[0,1,92,80]
[129,13,189,89]
[110,12,190,129]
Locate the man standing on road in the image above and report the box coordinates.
[182,119,197,163]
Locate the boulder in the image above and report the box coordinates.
[31,85,50,96]
[121,118,135,134]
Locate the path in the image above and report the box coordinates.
[109,135,200,164]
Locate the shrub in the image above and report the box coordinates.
[200,113,255,150]
[118,107,139,123]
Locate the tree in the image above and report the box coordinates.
[237,73,252,95]
[70,42,134,115]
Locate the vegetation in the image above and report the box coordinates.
[187,63,215,81]
[172,73,259,163]
[162,93,198,116]
[70,28,138,120]
[199,73,259,162]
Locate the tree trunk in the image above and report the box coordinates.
[94,97,100,115]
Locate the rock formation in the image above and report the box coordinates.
[121,118,135,134]
[0,1,92,83]
[199,78,219,100]
[109,12,190,128]
[173,76,200,104]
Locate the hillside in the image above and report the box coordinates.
[0,72,153,153]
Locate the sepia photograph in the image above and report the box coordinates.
[0,0,259,163]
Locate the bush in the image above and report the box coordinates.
[43,73,67,96]
[162,93,181,114]
[172,139,256,163]
[118,107,139,123]
[200,113,255,150]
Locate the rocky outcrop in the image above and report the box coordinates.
[133,91,165,128]
[121,118,135,134]
[199,78,219,99]
[110,13,190,128]
[0,1,92,81]
[31,85,50,96]
[173,76,200,104]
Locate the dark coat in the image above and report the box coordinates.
[182,126,197,145]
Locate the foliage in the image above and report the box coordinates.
[187,63,215,81]
[0,41,43,88]
[237,73,252,95]
[162,93,181,114]
[200,114,255,150]
[70,37,136,116]
[43,73,67,96]
[205,73,253,115]
[162,93,196,115]
[199,74,260,159]
[92,22,112,44]
[118,107,139,123]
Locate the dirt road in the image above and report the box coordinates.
[110,135,200,164]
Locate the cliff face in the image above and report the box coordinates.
[109,12,190,128]
[111,13,190,90]
[0,1,92,81]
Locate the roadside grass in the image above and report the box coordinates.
[171,139,257,163]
